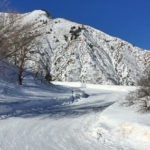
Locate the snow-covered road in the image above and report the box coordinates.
[0,81,149,150]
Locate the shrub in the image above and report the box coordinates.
[125,67,150,111]
[64,35,68,42]
[69,26,84,40]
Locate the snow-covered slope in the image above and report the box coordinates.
[9,10,150,85]
[0,78,150,150]
[0,60,149,150]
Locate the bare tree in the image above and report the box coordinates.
[0,3,19,60]
[9,27,41,85]
[0,12,39,60]
[0,2,42,85]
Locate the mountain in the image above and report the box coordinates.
[8,10,150,85]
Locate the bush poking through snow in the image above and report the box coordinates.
[125,88,149,111]
[125,68,150,111]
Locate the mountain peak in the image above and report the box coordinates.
[29,10,52,18]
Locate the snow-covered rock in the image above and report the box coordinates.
[146,96,150,108]
[7,10,150,85]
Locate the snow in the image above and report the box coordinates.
[1,10,150,150]
[146,96,150,108]
[6,10,150,85]
[93,103,150,150]
[0,78,150,150]
[18,10,51,25]
[52,81,137,92]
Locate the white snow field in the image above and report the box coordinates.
[0,79,150,150]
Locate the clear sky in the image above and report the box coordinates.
[8,0,150,50]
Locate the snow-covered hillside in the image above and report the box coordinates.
[10,10,150,85]
[2,9,149,86]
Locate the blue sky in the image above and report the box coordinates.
[8,0,150,49]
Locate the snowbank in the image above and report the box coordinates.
[90,103,150,150]
[52,81,137,92]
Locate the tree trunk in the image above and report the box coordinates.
[18,69,22,85]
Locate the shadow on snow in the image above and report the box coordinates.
[0,98,114,119]
[0,80,114,119]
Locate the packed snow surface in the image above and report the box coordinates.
[0,79,150,150]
